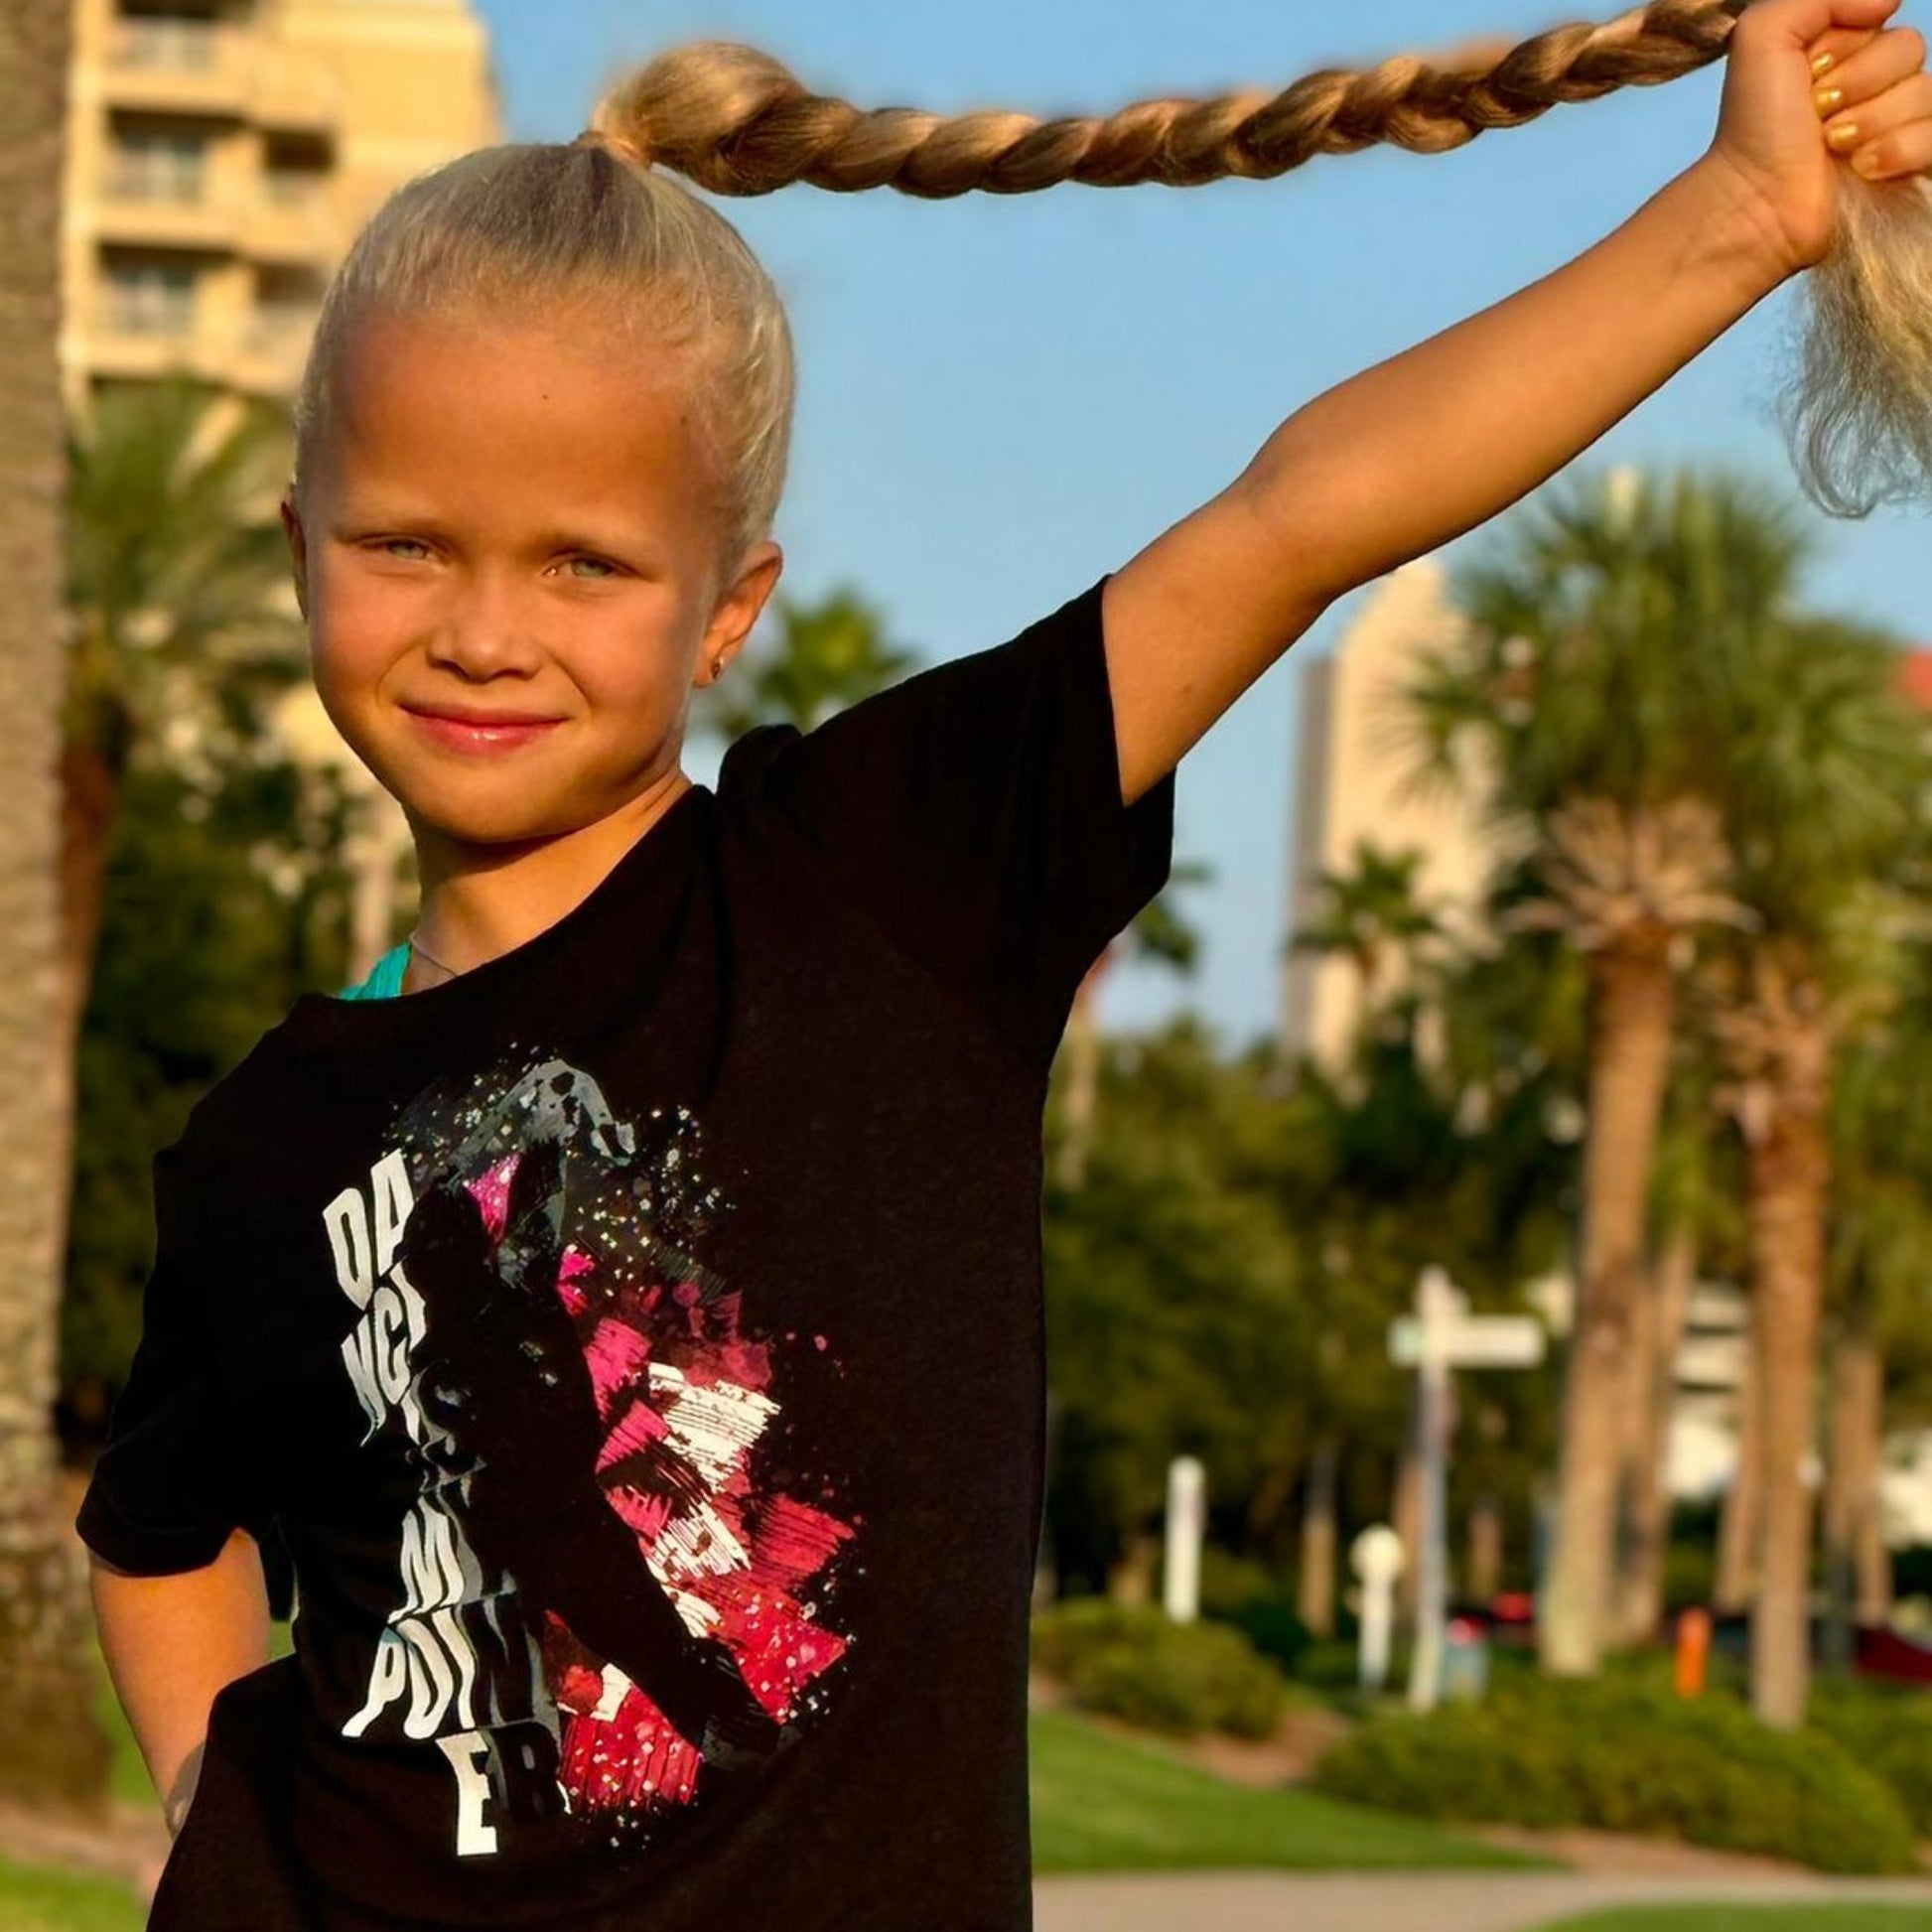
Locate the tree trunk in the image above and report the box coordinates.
[1467,1494,1504,1605]
[1618,1224,1696,1645]
[1053,952,1110,1190]
[1244,1452,1298,1553]
[1855,1404,1892,1631]
[58,739,118,1065]
[1541,939,1676,1676]
[1106,1528,1160,1606]
[1746,1081,1830,1730]
[1826,1319,1890,1635]
[1298,1434,1339,1639]
[0,0,113,1809]
[1716,1312,1762,1615]
[1393,1447,1422,1623]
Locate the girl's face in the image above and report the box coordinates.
[282,306,780,849]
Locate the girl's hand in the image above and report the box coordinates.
[1706,0,1931,276]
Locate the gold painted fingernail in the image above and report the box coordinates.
[1826,119,1863,150]
[1814,83,1845,114]
[1811,49,1837,77]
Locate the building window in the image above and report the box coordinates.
[103,262,198,338]
[106,129,207,204]
[110,16,219,72]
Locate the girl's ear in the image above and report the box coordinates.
[281,496,310,621]
[701,539,783,684]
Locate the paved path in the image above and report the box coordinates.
[1034,1870,1932,1932]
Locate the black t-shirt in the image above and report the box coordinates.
[76,577,1174,1932]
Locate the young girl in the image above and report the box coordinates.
[76,1,1932,1926]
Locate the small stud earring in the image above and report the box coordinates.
[710,656,725,680]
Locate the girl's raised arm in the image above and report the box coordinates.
[594,0,1932,803]
[1100,0,1929,805]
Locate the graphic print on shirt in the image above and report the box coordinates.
[319,1048,862,1861]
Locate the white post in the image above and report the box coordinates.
[1386,1270,1545,1713]
[1408,1268,1456,1714]
[1351,1525,1405,1692]
[1164,1454,1205,1623]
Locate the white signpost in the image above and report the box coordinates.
[1350,1524,1405,1691]
[1164,1454,1205,1624]
[1389,1267,1545,1713]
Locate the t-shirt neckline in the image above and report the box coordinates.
[279,782,710,1049]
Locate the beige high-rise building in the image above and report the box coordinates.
[1282,555,1510,1071]
[61,0,502,412]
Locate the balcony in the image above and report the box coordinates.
[101,16,251,119]
[84,298,316,398]
[85,302,219,385]
[94,177,238,253]
[244,177,343,266]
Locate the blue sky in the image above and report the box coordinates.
[472,0,1931,1054]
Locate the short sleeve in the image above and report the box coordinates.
[722,573,1175,1075]
[74,1134,278,1578]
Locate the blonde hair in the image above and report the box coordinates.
[295,0,1932,551]
[291,140,794,580]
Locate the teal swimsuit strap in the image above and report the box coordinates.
[338,941,411,1002]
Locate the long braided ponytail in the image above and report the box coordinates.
[577,0,1932,517]
[584,1,1750,195]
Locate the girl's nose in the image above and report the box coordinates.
[425,572,548,678]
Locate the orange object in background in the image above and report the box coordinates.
[1675,1606,1712,1696]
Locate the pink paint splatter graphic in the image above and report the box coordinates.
[527,1219,859,1822]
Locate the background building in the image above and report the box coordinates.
[1281,553,1506,1070]
[62,0,500,410]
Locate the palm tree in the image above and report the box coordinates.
[1292,840,1444,1012]
[64,376,307,1059]
[1272,895,1579,1636]
[1406,464,1776,1676]
[0,0,114,1806]
[1819,932,1932,1655]
[1698,613,1930,1729]
[1615,1074,1740,1646]
[1287,840,1445,1633]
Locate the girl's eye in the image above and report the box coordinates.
[360,541,621,578]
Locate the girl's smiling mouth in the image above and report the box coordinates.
[402,705,566,754]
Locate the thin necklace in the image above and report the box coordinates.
[407,928,462,982]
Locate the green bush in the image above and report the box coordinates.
[1292,1637,1378,1692]
[1226,1595,1316,1675]
[1032,1597,1293,1740]
[1310,1674,1916,1874]
[1190,1548,1317,1674]
[1661,1535,1717,1616]
[1811,1678,1932,1838]
[1195,1547,1285,1617]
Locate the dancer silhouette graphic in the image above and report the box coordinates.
[394,1131,783,1765]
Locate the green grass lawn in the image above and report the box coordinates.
[1029,1706,1542,1873]
[1543,1913,1932,1932]
[0,1680,1532,1926]
[0,1855,142,1932]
